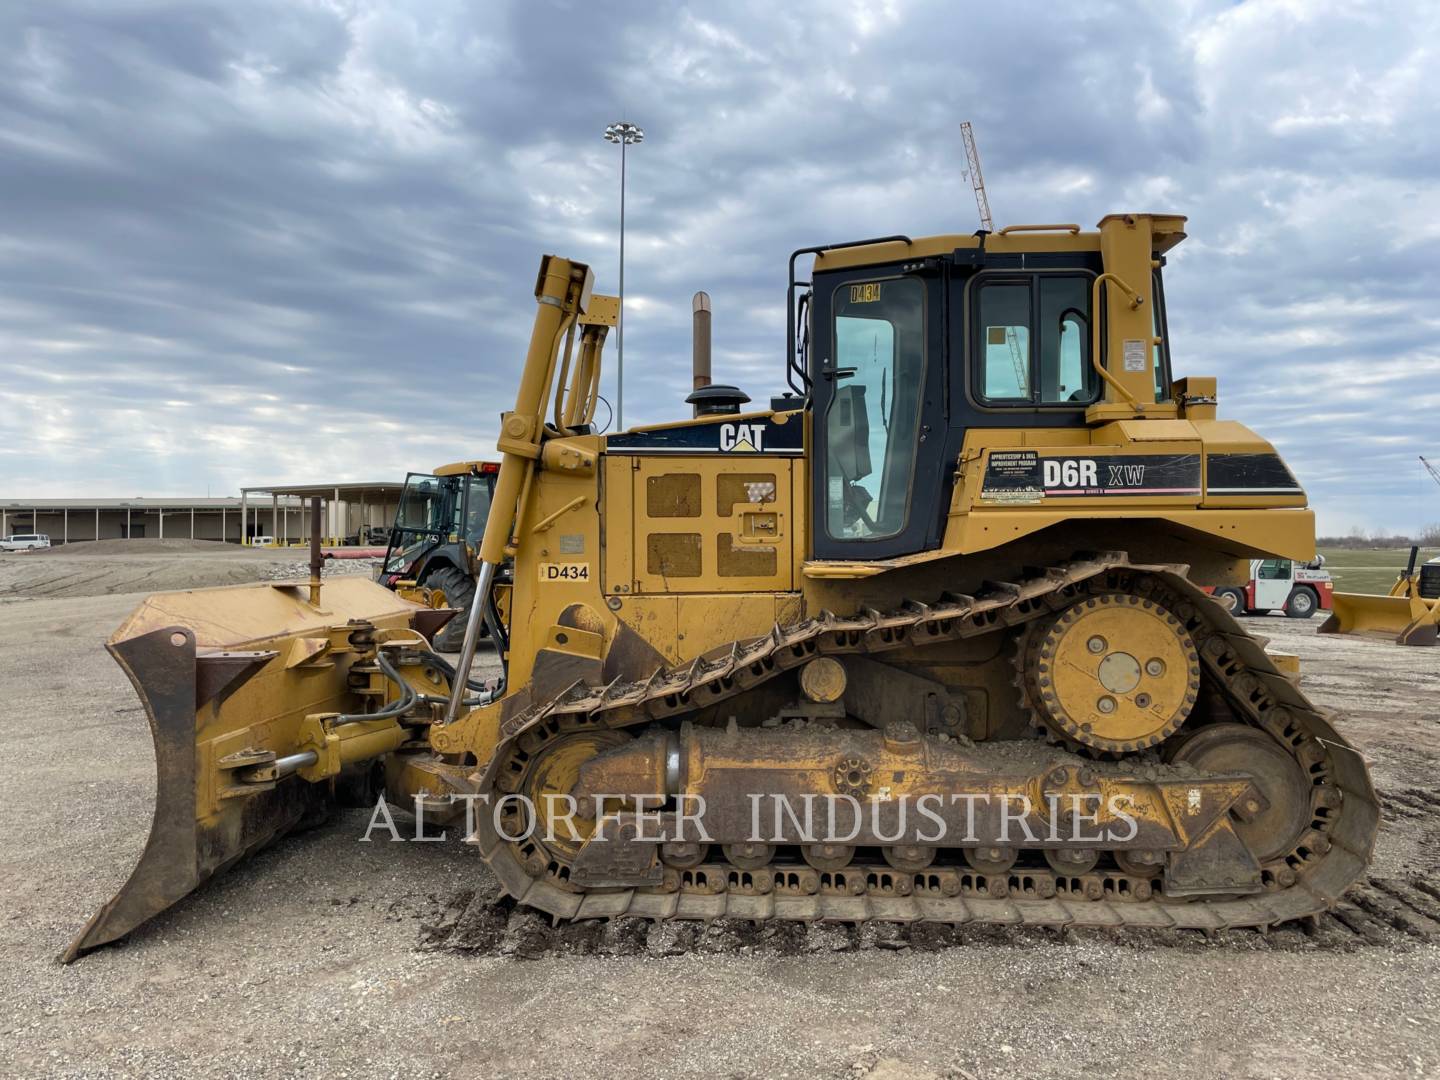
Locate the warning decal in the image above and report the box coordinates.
[979,450,1044,504]
[1123,339,1148,372]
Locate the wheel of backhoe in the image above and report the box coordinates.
[424,565,478,652]
[1045,848,1099,875]
[1025,593,1201,754]
[882,845,935,873]
[723,842,774,870]
[1167,722,1311,863]
[964,846,1017,875]
[802,843,855,871]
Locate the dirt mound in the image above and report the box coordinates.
[41,538,269,558]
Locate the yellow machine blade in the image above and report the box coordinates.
[1318,588,1440,646]
[63,578,429,961]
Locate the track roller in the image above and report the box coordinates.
[1045,848,1100,875]
[882,845,936,872]
[660,841,709,870]
[802,844,855,871]
[964,846,1018,875]
[723,842,774,870]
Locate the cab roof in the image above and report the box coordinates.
[812,213,1187,272]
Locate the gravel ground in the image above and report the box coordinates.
[0,539,381,601]
[0,550,1437,1079]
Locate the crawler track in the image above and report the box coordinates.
[471,553,1380,931]
[419,875,1440,957]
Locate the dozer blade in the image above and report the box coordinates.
[63,578,427,962]
[1318,590,1440,646]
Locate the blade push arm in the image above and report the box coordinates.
[444,256,596,722]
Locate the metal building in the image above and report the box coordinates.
[1,481,404,546]
[239,482,404,546]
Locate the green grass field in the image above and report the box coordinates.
[1317,547,1440,595]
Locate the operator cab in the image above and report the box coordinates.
[793,218,1184,560]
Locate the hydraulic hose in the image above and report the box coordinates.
[374,628,491,693]
[332,648,419,726]
[418,651,491,693]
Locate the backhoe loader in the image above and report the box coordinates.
[65,214,1378,960]
[377,461,500,651]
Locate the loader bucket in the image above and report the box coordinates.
[1318,589,1440,647]
[63,578,430,962]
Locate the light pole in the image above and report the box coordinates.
[604,120,643,430]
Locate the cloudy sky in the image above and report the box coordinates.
[1,0,1436,535]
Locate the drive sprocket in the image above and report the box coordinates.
[1023,593,1201,754]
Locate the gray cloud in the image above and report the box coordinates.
[0,0,1436,534]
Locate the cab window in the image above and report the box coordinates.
[1257,559,1292,580]
[977,284,1030,400]
[824,277,925,540]
[973,274,1096,406]
[463,475,492,543]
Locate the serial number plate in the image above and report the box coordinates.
[539,562,590,582]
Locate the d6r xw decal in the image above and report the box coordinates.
[981,451,1201,501]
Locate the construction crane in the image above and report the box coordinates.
[962,123,1022,389]
[1422,455,1440,490]
[1005,326,1028,396]
[959,120,993,232]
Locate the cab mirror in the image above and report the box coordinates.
[828,384,872,481]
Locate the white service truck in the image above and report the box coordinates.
[1209,557,1334,619]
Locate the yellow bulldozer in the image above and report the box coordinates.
[66,213,1378,960]
[1319,545,1440,646]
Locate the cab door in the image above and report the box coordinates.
[810,267,947,560]
[1253,559,1294,611]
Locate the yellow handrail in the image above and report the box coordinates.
[1089,272,1145,407]
[530,495,587,535]
[997,223,1081,235]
